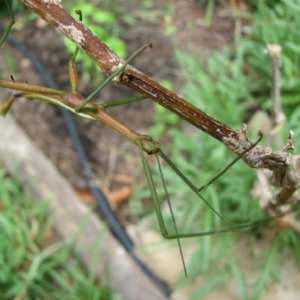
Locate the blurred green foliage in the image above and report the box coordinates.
[240,0,300,144]
[0,168,120,300]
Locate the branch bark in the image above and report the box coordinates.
[18,0,300,191]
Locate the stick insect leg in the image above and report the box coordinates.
[0,0,15,49]
[0,93,18,116]
[198,132,263,192]
[157,147,273,236]
[101,95,147,109]
[137,137,263,277]
[75,43,151,112]
[137,141,188,277]
[137,135,264,276]
[155,132,263,236]
[155,132,293,236]
[158,149,233,232]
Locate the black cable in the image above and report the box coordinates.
[0,25,171,297]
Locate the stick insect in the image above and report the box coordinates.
[1,1,299,277]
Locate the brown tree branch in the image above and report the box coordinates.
[18,0,298,192]
[20,0,236,140]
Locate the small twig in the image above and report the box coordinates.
[254,44,298,227]
[266,44,286,134]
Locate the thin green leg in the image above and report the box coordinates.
[138,141,169,237]
[0,0,15,49]
[75,44,151,112]
[138,141,187,277]
[159,149,233,232]
[101,95,147,109]
[155,153,188,277]
[0,93,16,116]
[198,132,263,192]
